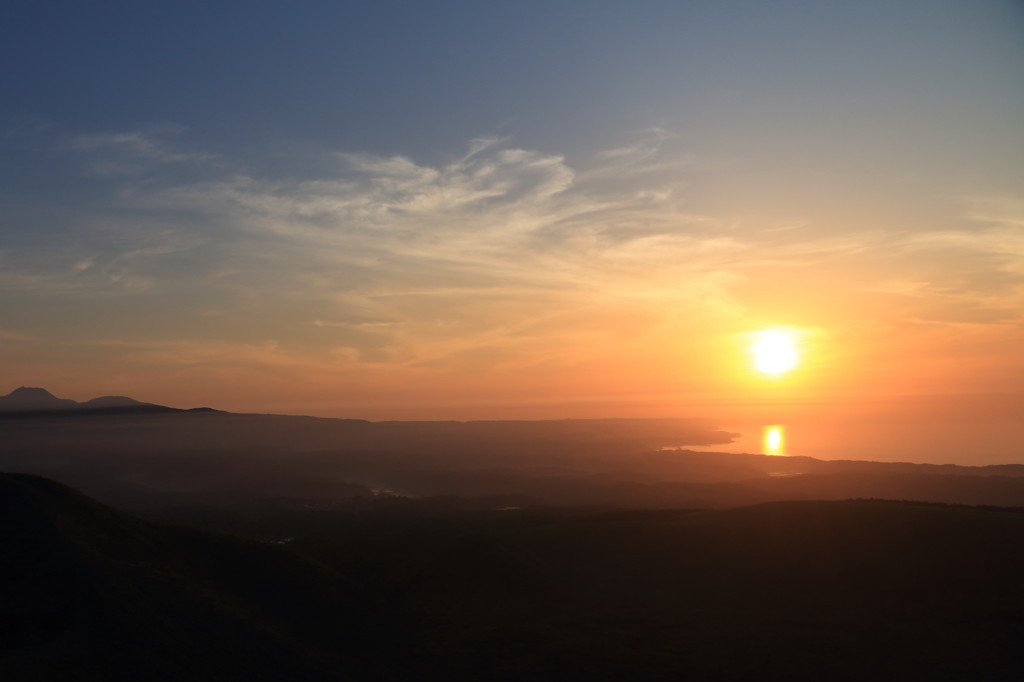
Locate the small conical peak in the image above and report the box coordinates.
[8,386,58,398]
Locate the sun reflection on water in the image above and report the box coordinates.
[763,425,786,456]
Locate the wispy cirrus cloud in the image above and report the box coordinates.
[127,136,736,285]
[18,128,1024,383]
[849,197,1024,326]
[0,226,207,298]
[71,125,215,176]
[64,133,752,369]
[0,329,33,342]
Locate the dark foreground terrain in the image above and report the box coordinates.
[4,472,1024,681]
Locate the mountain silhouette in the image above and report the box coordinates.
[0,386,177,416]
[0,386,79,411]
[80,395,149,408]
[0,473,403,681]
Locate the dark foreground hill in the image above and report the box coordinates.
[8,472,1024,681]
[290,499,1024,681]
[0,473,405,682]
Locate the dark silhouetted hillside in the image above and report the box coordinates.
[0,473,405,682]
[6,475,1024,680]
[288,498,1024,681]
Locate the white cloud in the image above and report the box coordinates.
[122,136,752,365]
[0,226,205,298]
[72,127,214,176]
[137,136,727,284]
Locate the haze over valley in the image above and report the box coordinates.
[5,387,1024,513]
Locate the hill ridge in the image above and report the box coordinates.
[0,473,394,682]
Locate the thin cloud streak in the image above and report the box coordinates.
[0,329,33,342]
[45,135,1024,341]
[71,127,216,177]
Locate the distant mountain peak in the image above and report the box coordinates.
[0,387,176,414]
[82,395,146,408]
[0,386,78,411]
[9,386,58,398]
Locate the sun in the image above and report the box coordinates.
[751,329,799,375]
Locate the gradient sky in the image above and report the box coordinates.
[2,1,1023,444]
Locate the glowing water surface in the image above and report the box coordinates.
[763,425,786,456]
[671,424,792,457]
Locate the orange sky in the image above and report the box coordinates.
[2,2,1023,466]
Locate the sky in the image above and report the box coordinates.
[2,1,1023,460]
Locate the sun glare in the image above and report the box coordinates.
[752,329,799,375]
[763,425,786,456]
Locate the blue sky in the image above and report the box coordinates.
[2,0,1023,432]
[6,1,1021,163]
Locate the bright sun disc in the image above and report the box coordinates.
[752,329,799,374]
